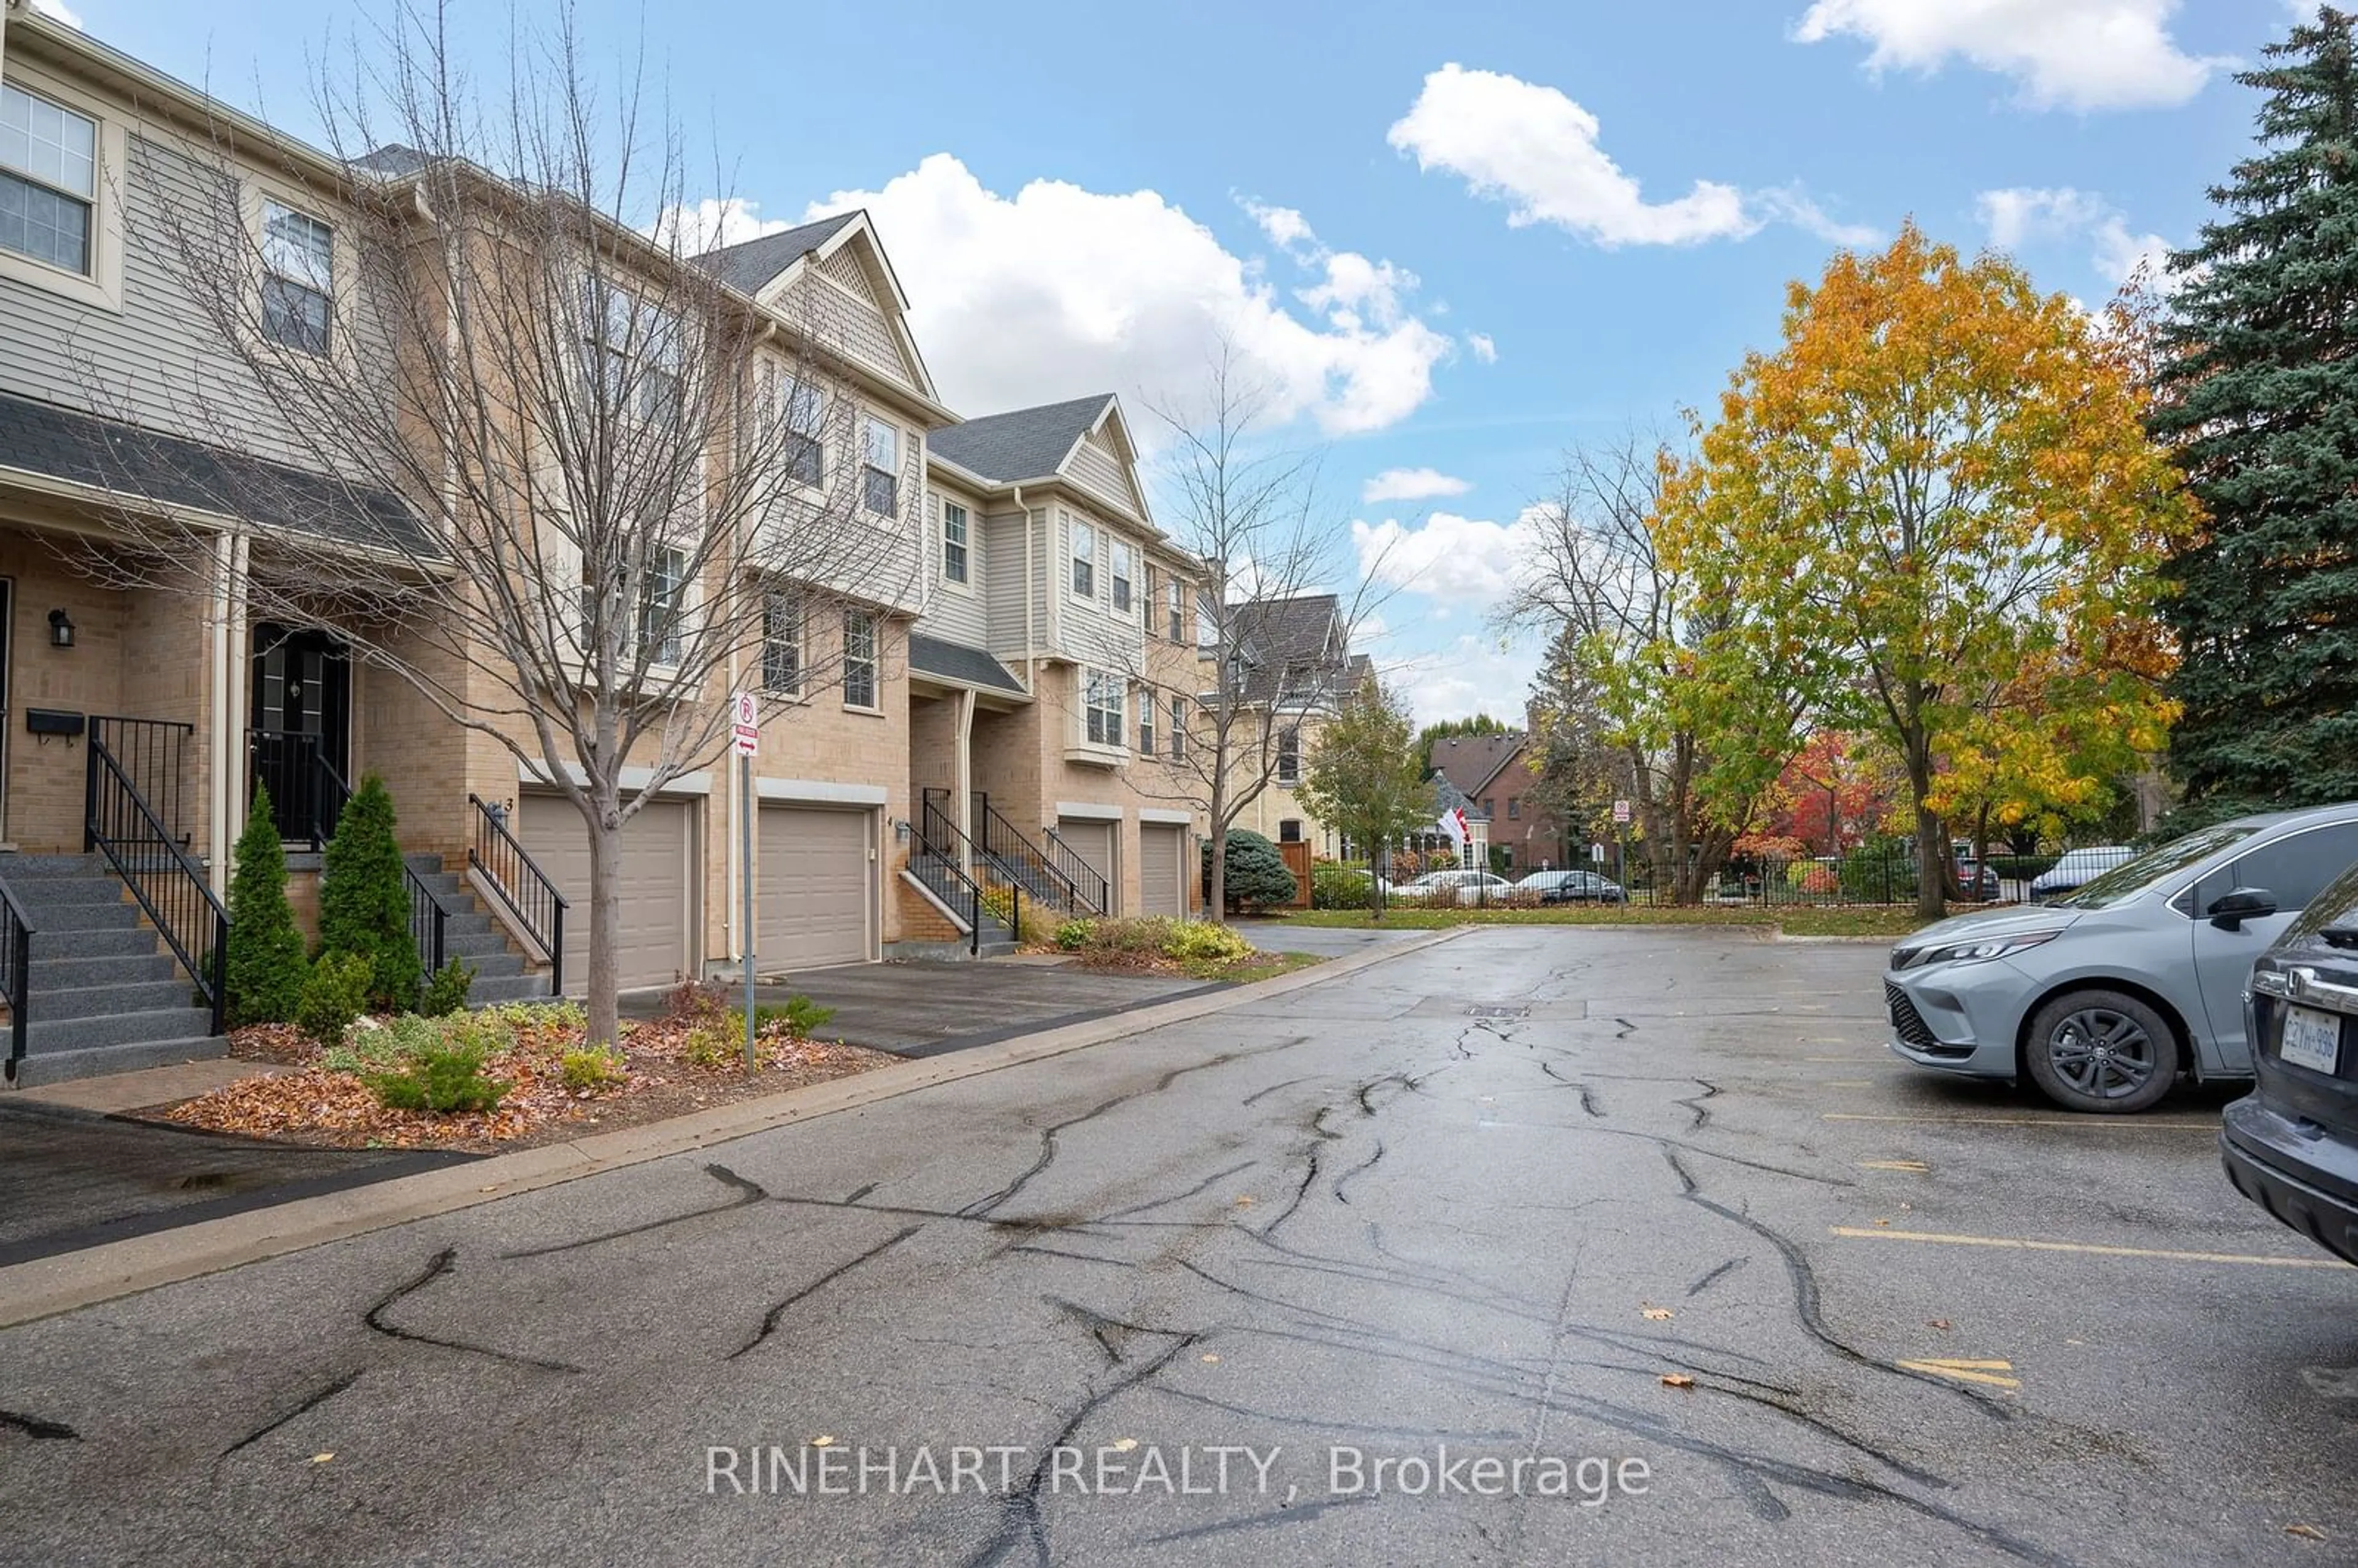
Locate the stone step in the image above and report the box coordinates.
[466,971,556,1006]
[29,952,177,988]
[22,899,146,933]
[28,926,163,959]
[439,927,515,960]
[441,910,496,937]
[3,875,134,906]
[0,854,105,879]
[34,978,204,1022]
[9,1034,227,1088]
[434,948,526,980]
[411,871,465,896]
[26,1005,217,1054]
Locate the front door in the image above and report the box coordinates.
[249,624,351,844]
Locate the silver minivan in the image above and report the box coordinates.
[1884,804,2358,1113]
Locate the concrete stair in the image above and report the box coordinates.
[0,854,224,1087]
[901,850,1018,959]
[405,855,556,1005]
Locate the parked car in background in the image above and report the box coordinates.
[1400,869,1516,907]
[1883,804,2358,1113]
[1517,870,1628,905]
[2221,861,2358,1264]
[2030,846,2136,902]
[1953,853,2002,902]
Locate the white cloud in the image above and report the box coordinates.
[1387,633,1543,728]
[1796,0,2222,111]
[801,155,1453,435]
[1361,467,1473,505]
[28,0,84,26]
[1353,507,1546,605]
[1387,64,1878,250]
[1751,186,1885,247]
[1466,332,1498,363]
[1978,187,2176,285]
[1242,200,1318,254]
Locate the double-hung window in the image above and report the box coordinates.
[862,417,899,517]
[761,591,803,695]
[1110,540,1133,613]
[260,200,333,355]
[1070,519,1096,599]
[1169,696,1186,761]
[1277,725,1301,785]
[1143,565,1159,634]
[0,82,95,276]
[638,546,687,667]
[843,610,878,708]
[779,376,824,487]
[1167,579,1186,643]
[941,499,970,585]
[1138,688,1156,756]
[1084,669,1124,747]
[585,279,680,423]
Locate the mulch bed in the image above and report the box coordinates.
[155,1015,897,1154]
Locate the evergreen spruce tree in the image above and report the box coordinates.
[2152,7,2358,816]
[317,774,421,1011]
[223,786,308,1027]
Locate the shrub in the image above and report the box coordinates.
[1055,918,1094,951]
[766,994,836,1038]
[296,951,375,1048]
[224,785,309,1028]
[680,1022,739,1069]
[1311,862,1370,910]
[1204,829,1298,910]
[560,1046,626,1093]
[1162,920,1253,964]
[317,775,421,1011]
[1840,840,1918,903]
[418,959,477,1019]
[367,1041,508,1114]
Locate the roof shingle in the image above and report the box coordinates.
[909,633,1027,696]
[927,395,1115,484]
[693,212,862,296]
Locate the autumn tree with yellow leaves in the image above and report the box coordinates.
[1658,225,2200,920]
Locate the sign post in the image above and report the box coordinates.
[1612,799,1632,896]
[733,693,760,1069]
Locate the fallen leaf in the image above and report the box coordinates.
[810,1436,835,1448]
[1929,1319,1953,1331]
[1234,1197,1255,1207]
[309,1453,334,1464]
[2288,1524,2328,1542]
[1641,1307,1674,1321]
[1874,1218,1892,1227]
[1110,1438,1138,1453]
[1200,1354,1221,1364]
[1660,1374,1695,1389]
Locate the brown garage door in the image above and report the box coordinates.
[518,794,696,993]
[1056,817,1118,915]
[1138,824,1185,917]
[757,805,871,972]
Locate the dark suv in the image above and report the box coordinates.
[2220,860,2358,1263]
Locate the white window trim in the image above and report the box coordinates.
[0,63,126,312]
[859,409,902,523]
[766,360,831,499]
[760,589,807,699]
[841,607,882,713]
[938,493,975,595]
[1109,537,1134,616]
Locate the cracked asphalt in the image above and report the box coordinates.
[4,926,2355,1566]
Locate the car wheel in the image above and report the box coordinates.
[2023,990,2179,1114]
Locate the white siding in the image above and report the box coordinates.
[776,272,916,392]
[981,506,1035,662]
[1067,429,1140,521]
[914,485,987,647]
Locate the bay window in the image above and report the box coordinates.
[1084,668,1124,747]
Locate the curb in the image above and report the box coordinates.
[0,926,1468,1329]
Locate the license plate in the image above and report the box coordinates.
[2282,1006,2343,1074]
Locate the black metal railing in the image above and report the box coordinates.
[248,729,346,850]
[1,877,32,1083]
[87,718,227,1034]
[468,794,566,995]
[410,868,448,979]
[915,793,986,957]
[88,715,193,848]
[972,792,1099,916]
[1040,825,1110,917]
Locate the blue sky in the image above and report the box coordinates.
[43,0,2296,721]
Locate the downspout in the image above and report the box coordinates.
[207,530,237,888]
[1015,484,1033,694]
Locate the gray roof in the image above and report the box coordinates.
[909,633,1027,697]
[928,395,1115,484]
[1431,732,1529,804]
[352,144,429,177]
[693,212,862,295]
[1228,593,1352,704]
[0,392,433,557]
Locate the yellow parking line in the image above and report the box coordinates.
[1857,1159,1929,1172]
[1832,1226,2350,1270]
[1823,1114,2215,1129]
[1897,1358,2021,1390]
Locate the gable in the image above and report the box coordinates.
[1057,403,1152,525]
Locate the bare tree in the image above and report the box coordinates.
[1504,436,1805,903]
[73,2,914,1044]
[1134,344,1379,920]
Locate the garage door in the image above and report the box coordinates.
[1139,825,1185,917]
[757,805,872,971]
[1056,817,1118,915]
[518,794,695,992]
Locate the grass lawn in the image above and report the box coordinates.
[1270,906,1929,939]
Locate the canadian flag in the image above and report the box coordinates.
[1438,807,1471,851]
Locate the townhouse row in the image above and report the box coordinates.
[0,7,1365,1081]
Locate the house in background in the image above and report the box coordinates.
[1428,731,1565,875]
[1217,593,1368,856]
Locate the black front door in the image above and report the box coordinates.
[249,624,351,845]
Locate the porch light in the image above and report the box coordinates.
[893,817,911,844]
[46,609,74,649]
